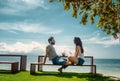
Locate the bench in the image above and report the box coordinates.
[0,61,19,74]
[30,56,96,77]
[0,54,27,71]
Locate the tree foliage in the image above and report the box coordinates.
[49,0,120,39]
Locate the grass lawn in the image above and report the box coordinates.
[0,70,118,81]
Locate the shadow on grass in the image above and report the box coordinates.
[31,72,117,81]
[0,70,20,74]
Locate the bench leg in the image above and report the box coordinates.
[91,65,94,73]
[20,56,27,71]
[30,64,36,74]
[11,62,19,74]
[92,65,96,77]
[38,57,43,72]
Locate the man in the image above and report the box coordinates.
[41,36,69,73]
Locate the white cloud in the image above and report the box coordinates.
[83,31,120,47]
[84,36,119,47]
[54,45,74,55]
[0,41,46,54]
[0,41,73,55]
[0,0,48,15]
[0,22,62,34]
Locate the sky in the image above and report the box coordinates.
[0,0,120,59]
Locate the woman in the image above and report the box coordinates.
[68,37,85,65]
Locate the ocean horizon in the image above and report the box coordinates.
[0,55,120,78]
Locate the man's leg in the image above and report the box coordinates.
[58,64,68,73]
[58,57,71,73]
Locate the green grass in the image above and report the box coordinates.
[0,70,118,81]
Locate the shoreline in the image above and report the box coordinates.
[98,73,120,80]
[104,75,120,80]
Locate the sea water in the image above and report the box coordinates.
[0,55,120,78]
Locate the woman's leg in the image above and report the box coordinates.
[68,55,78,64]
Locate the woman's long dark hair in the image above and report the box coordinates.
[74,37,84,53]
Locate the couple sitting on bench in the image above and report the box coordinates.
[40,36,85,73]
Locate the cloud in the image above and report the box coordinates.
[0,41,45,54]
[0,0,48,15]
[82,31,120,47]
[54,45,74,55]
[0,22,62,34]
[0,41,73,55]
[84,36,119,47]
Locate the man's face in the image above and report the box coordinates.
[50,38,55,45]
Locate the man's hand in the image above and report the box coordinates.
[38,62,45,64]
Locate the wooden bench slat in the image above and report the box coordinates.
[0,61,18,64]
[31,63,94,66]
[38,55,93,58]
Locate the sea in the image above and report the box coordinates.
[0,55,120,78]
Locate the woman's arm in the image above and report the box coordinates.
[74,46,81,57]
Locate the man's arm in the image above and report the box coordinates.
[40,47,50,64]
[43,49,49,64]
